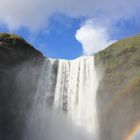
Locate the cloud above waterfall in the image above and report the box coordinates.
[0,0,140,30]
[75,20,116,55]
[0,0,140,59]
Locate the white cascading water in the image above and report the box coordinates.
[24,56,99,140]
[54,56,98,134]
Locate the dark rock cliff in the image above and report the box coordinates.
[0,33,44,140]
[95,34,140,140]
[0,33,42,66]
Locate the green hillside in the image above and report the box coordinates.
[95,34,140,140]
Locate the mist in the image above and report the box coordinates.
[23,104,96,140]
[20,57,99,140]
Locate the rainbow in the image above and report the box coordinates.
[125,124,140,140]
[100,76,140,118]
[99,75,140,140]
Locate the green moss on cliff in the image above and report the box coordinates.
[0,33,43,65]
[95,34,140,70]
[0,33,23,40]
[95,34,140,140]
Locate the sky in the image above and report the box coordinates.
[0,0,140,59]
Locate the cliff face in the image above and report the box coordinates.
[0,33,43,66]
[95,34,140,140]
[0,33,44,140]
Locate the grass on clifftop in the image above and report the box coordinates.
[0,33,23,40]
[95,34,140,70]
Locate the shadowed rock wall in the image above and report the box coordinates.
[0,33,44,140]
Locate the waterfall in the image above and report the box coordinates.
[54,56,98,134]
[24,56,99,140]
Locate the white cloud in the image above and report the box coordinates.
[0,0,140,30]
[75,20,116,55]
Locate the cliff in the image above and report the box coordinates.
[0,33,43,66]
[0,33,44,140]
[95,34,140,140]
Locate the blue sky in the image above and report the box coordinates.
[0,0,140,59]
